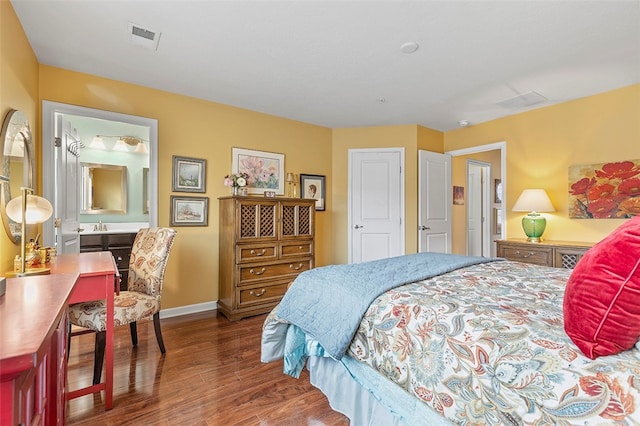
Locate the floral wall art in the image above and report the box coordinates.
[568,160,640,218]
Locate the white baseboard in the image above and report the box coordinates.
[159,301,218,319]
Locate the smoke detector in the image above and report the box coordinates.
[458,120,470,128]
[128,22,161,51]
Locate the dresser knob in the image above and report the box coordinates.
[249,267,266,275]
[250,249,267,256]
[250,288,266,297]
[289,263,303,270]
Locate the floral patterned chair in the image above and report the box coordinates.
[68,227,177,384]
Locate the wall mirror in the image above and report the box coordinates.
[81,162,127,214]
[142,167,149,214]
[1,110,35,244]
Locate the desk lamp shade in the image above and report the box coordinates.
[512,189,555,242]
[5,188,53,276]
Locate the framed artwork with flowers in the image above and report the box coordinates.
[568,159,640,219]
[231,148,285,195]
[172,156,206,193]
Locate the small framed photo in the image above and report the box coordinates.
[172,156,206,193]
[232,148,285,195]
[264,191,276,198]
[300,174,326,211]
[170,196,209,226]
[494,179,502,204]
[453,186,464,205]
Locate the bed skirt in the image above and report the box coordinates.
[307,356,452,426]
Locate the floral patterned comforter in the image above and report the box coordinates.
[347,260,640,425]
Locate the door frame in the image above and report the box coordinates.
[41,101,158,247]
[466,159,491,256]
[446,141,507,246]
[347,147,405,264]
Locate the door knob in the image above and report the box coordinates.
[354,224,364,229]
[419,225,431,231]
[75,227,84,233]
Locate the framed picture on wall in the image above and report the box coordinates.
[231,147,285,195]
[170,195,209,226]
[172,156,206,193]
[300,174,326,211]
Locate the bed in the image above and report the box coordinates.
[261,222,640,425]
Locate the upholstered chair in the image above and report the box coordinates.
[68,227,177,384]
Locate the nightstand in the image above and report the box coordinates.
[496,239,593,269]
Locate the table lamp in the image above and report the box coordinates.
[512,189,555,242]
[5,187,54,276]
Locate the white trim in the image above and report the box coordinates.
[41,101,158,247]
[347,147,405,263]
[446,141,507,240]
[159,301,218,319]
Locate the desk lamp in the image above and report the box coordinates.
[512,189,555,243]
[5,187,53,276]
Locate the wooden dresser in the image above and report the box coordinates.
[80,232,136,290]
[496,239,593,269]
[218,196,315,321]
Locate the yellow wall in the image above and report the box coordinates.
[0,0,40,273]
[445,84,640,244]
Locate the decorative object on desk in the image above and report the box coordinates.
[568,159,640,219]
[231,147,285,195]
[224,172,249,195]
[453,186,464,205]
[5,187,53,276]
[172,156,206,193]
[264,191,276,198]
[300,174,325,211]
[512,189,555,242]
[170,195,208,226]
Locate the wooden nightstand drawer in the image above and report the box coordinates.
[237,244,278,263]
[238,282,290,307]
[281,241,313,258]
[500,246,552,266]
[238,258,312,284]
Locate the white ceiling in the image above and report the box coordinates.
[10,1,640,132]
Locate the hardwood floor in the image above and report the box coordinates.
[66,310,349,425]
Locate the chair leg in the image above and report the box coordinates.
[93,331,106,385]
[153,312,166,354]
[130,322,138,347]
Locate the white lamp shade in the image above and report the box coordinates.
[512,189,555,213]
[6,194,54,224]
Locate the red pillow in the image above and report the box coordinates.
[563,215,640,359]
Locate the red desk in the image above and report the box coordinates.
[0,273,78,425]
[50,251,118,410]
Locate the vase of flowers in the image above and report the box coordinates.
[224,172,249,196]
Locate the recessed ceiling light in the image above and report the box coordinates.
[376,97,387,104]
[400,42,419,54]
[458,120,470,128]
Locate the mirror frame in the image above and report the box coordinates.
[0,109,35,244]
[80,162,128,214]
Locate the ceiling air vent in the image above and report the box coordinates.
[496,91,547,109]
[127,22,161,51]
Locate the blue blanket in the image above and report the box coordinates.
[277,252,496,360]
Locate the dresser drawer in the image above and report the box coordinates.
[499,245,553,266]
[237,243,278,263]
[238,259,312,284]
[280,241,313,258]
[238,281,290,307]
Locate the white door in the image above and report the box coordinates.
[467,161,491,257]
[418,150,452,253]
[55,115,81,254]
[349,149,404,263]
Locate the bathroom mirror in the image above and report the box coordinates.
[142,167,149,214]
[81,162,127,214]
[1,110,35,244]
